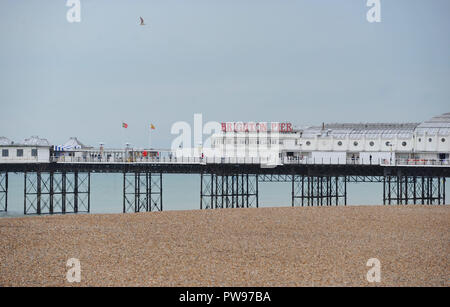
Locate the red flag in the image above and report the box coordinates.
[122,122,128,129]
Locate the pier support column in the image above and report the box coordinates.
[383,176,444,205]
[0,172,7,212]
[123,172,162,213]
[200,173,258,209]
[292,175,347,207]
[24,172,90,215]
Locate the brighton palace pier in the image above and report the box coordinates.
[0,113,449,215]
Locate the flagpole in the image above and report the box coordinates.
[149,128,151,150]
[149,124,155,150]
[121,120,124,149]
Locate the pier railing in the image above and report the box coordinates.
[50,155,450,167]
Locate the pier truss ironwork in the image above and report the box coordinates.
[0,172,7,212]
[0,163,447,214]
[123,172,162,213]
[258,174,292,182]
[200,173,258,209]
[259,175,385,183]
[383,176,446,205]
[346,176,384,183]
[24,172,90,215]
[292,175,347,207]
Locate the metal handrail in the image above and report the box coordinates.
[50,155,450,167]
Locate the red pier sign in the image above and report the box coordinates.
[221,122,293,133]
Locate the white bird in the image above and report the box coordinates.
[139,17,145,26]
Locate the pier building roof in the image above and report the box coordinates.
[415,113,450,136]
[0,137,13,146]
[300,123,419,139]
[23,136,51,147]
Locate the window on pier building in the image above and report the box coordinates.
[31,149,38,157]
[16,149,23,157]
[2,149,8,157]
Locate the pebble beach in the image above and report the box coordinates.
[0,205,448,287]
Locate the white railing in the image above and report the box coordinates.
[51,156,275,165]
[381,158,450,167]
[283,157,450,167]
[50,155,450,167]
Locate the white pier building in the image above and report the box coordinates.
[211,113,450,165]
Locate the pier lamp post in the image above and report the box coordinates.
[99,142,105,162]
[125,143,131,162]
[387,142,394,165]
[299,143,303,163]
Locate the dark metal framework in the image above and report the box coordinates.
[346,176,384,183]
[24,172,90,215]
[2,162,450,179]
[123,172,162,213]
[292,175,347,207]
[0,172,7,212]
[0,162,447,215]
[258,174,292,182]
[200,173,258,209]
[383,176,446,205]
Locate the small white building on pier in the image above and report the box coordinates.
[0,136,51,163]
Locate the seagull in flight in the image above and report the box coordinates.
[139,17,146,26]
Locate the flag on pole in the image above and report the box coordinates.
[150,124,155,130]
[122,122,128,129]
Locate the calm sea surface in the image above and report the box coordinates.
[1,173,448,218]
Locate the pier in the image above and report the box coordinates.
[1,113,449,214]
[0,155,448,215]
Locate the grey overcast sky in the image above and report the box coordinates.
[0,0,449,148]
